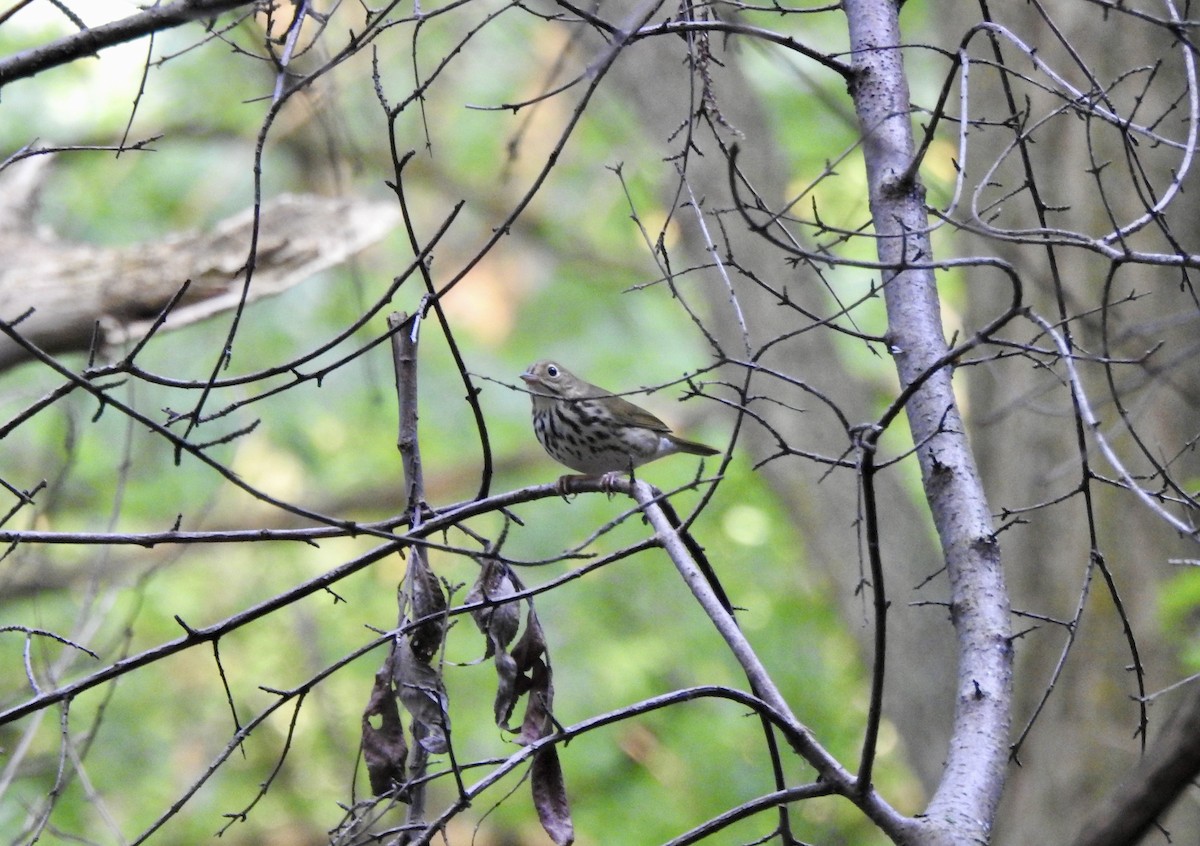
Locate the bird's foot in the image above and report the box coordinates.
[554,474,586,498]
[598,471,626,497]
[553,473,628,498]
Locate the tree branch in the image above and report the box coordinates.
[629,479,918,841]
[0,0,256,89]
[1071,684,1200,846]
[843,1,1012,841]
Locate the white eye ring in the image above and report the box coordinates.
[546,364,559,378]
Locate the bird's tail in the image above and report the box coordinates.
[668,435,719,457]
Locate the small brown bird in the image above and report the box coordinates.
[520,360,718,489]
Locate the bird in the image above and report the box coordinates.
[520,360,718,491]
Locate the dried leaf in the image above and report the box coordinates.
[360,665,408,798]
[531,746,574,846]
[515,655,554,746]
[510,608,548,684]
[407,551,447,664]
[394,636,449,754]
[506,609,556,745]
[493,649,519,728]
[465,559,537,730]
[466,557,521,658]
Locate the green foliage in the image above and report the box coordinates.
[1158,566,1200,670]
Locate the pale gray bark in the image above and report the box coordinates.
[844,2,1011,841]
[0,157,399,371]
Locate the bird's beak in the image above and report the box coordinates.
[520,372,536,384]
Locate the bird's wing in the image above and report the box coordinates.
[601,393,672,432]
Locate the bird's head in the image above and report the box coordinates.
[520,360,575,398]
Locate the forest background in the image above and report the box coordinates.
[1,1,1199,845]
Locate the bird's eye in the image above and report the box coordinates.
[546,364,559,378]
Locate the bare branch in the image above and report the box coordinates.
[0,0,257,88]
